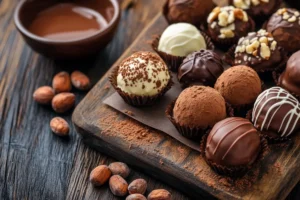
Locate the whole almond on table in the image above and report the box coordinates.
[90,165,112,186]
[128,179,147,195]
[71,71,91,91]
[50,117,69,136]
[109,175,128,197]
[52,92,75,113]
[147,189,171,200]
[126,194,147,200]
[52,71,72,93]
[108,162,130,178]
[33,86,55,105]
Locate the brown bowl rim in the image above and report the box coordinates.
[13,0,120,44]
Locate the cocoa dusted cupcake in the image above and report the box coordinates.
[202,117,262,177]
[215,65,262,116]
[167,86,227,138]
[266,8,300,54]
[207,6,255,47]
[110,51,172,106]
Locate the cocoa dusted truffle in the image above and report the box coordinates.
[234,29,284,72]
[278,50,300,97]
[165,0,215,26]
[207,6,254,46]
[214,65,262,106]
[266,8,300,54]
[173,86,227,128]
[205,117,261,167]
[178,50,224,87]
[252,87,300,138]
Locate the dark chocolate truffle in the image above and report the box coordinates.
[252,87,300,138]
[205,117,261,167]
[178,50,224,87]
[166,0,215,26]
[214,65,262,106]
[207,6,254,46]
[266,8,300,53]
[173,86,227,128]
[278,50,300,97]
[234,29,284,72]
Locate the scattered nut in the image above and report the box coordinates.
[52,71,72,93]
[52,92,75,113]
[33,86,55,105]
[71,71,91,91]
[50,117,69,136]
[109,162,130,178]
[90,165,112,186]
[126,194,147,200]
[233,8,244,20]
[128,179,147,195]
[260,43,271,60]
[109,175,128,197]
[147,189,171,200]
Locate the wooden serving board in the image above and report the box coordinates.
[72,13,300,200]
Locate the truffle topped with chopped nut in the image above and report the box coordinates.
[207,6,254,46]
[234,29,284,72]
[267,8,300,53]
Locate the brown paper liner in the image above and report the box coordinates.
[273,71,300,101]
[200,134,268,177]
[151,31,215,72]
[166,100,234,139]
[109,66,173,107]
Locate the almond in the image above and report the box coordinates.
[52,93,75,113]
[109,175,128,197]
[90,165,112,186]
[128,179,147,195]
[108,162,130,178]
[71,71,91,91]
[33,86,55,105]
[147,189,171,200]
[126,194,147,200]
[52,71,72,93]
[50,117,69,136]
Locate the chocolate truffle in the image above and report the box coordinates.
[117,52,170,96]
[278,50,300,97]
[178,50,224,87]
[166,0,215,26]
[205,117,261,167]
[234,29,284,72]
[173,86,227,128]
[207,6,253,46]
[214,65,262,106]
[252,87,300,138]
[158,23,207,57]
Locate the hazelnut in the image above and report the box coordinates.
[147,189,171,200]
[126,194,147,200]
[52,71,72,93]
[52,92,75,113]
[109,175,128,197]
[71,71,91,91]
[128,179,147,195]
[33,86,55,105]
[109,162,130,178]
[50,117,69,136]
[90,165,112,186]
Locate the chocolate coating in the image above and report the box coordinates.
[178,50,224,87]
[267,8,300,53]
[173,86,227,128]
[166,0,215,26]
[252,87,300,138]
[205,117,261,167]
[279,50,300,96]
[285,0,300,10]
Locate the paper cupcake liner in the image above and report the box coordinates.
[109,66,173,107]
[151,31,215,72]
[273,71,300,101]
[166,100,234,139]
[200,133,268,177]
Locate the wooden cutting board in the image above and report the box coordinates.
[72,12,300,200]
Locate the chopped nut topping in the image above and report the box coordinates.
[288,16,297,22]
[260,43,271,60]
[277,8,300,23]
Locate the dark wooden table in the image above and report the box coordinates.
[0,0,299,199]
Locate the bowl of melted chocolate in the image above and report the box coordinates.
[14,0,120,59]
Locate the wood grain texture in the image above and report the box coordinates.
[0,0,299,200]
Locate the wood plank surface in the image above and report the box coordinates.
[0,0,299,200]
